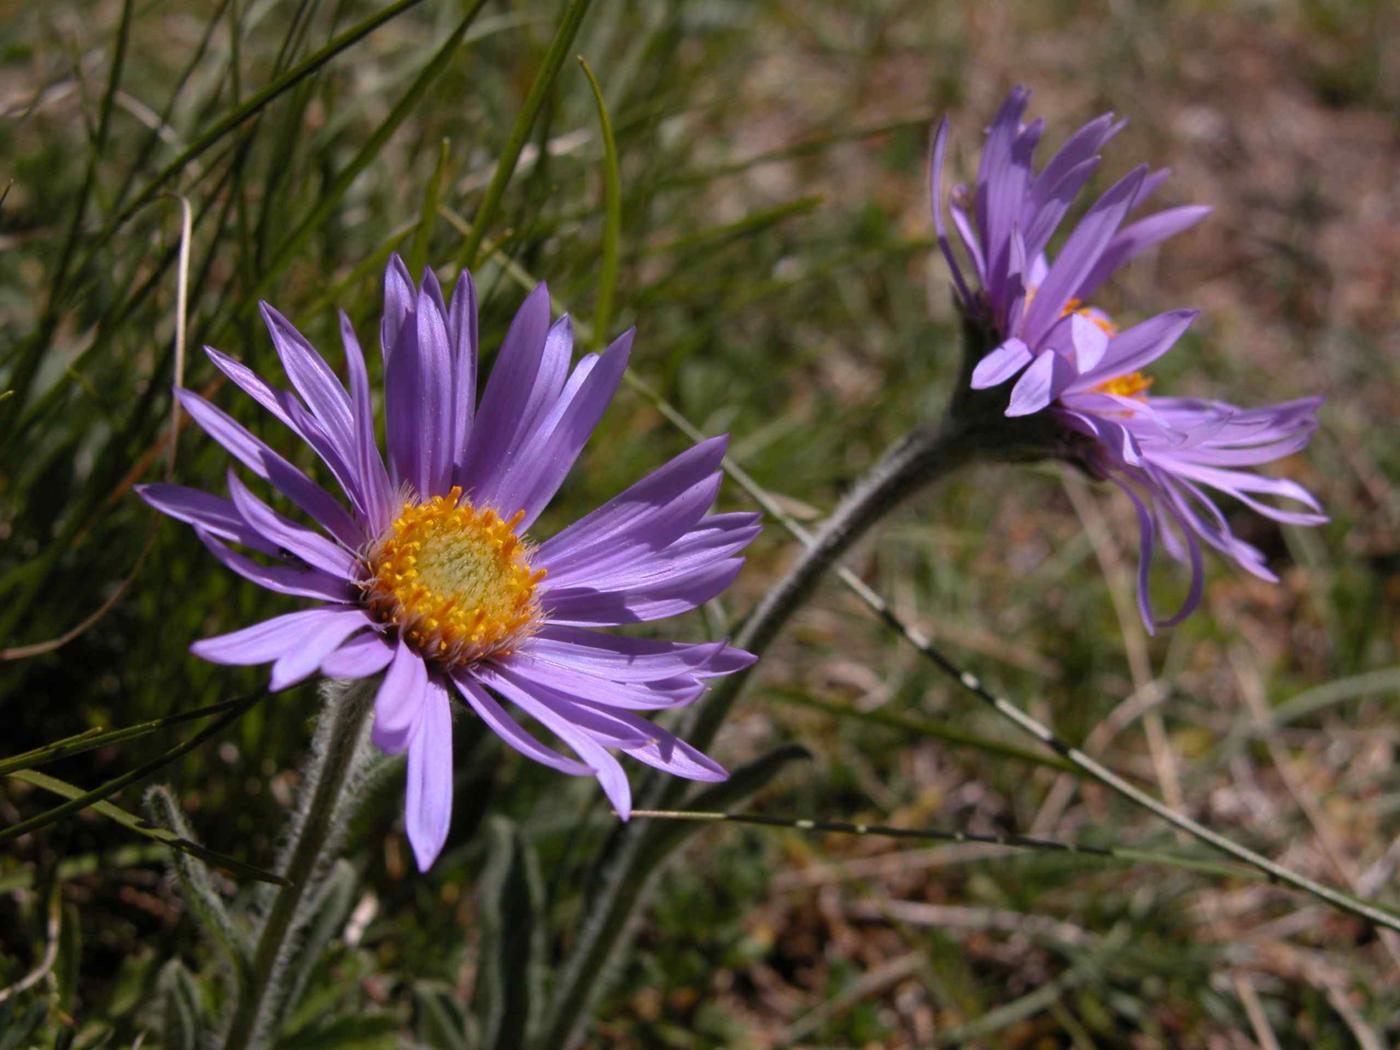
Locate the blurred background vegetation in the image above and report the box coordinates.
[1,0,1396,1045]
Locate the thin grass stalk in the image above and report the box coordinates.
[453,0,595,269]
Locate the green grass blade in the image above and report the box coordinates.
[0,695,254,777]
[0,690,268,851]
[628,809,1255,882]
[409,138,453,275]
[1,0,133,424]
[10,770,285,885]
[453,0,595,270]
[578,56,621,351]
[771,688,1076,774]
[97,0,432,257]
[246,0,489,304]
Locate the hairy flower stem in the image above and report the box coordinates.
[542,413,1019,1050]
[223,679,375,1050]
[686,419,983,753]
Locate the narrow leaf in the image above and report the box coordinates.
[0,694,254,777]
[454,0,595,268]
[578,57,621,352]
[11,769,285,885]
[476,817,546,1050]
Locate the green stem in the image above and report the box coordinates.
[540,421,988,1050]
[687,420,983,753]
[222,679,375,1050]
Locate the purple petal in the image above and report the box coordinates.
[259,303,355,457]
[545,514,760,596]
[1159,460,1327,524]
[225,472,357,579]
[269,610,374,690]
[527,625,753,682]
[536,436,726,572]
[202,345,298,431]
[1073,309,1198,389]
[543,557,744,626]
[191,607,367,670]
[1068,313,1109,372]
[416,279,455,495]
[404,679,454,871]
[321,630,394,678]
[970,337,1032,389]
[1055,406,1143,466]
[1077,205,1212,300]
[453,673,591,775]
[1026,112,1120,220]
[1022,156,1101,261]
[339,311,394,535]
[473,668,633,815]
[447,270,479,475]
[456,284,552,494]
[195,529,352,603]
[176,388,362,547]
[582,706,728,782]
[382,279,454,496]
[974,86,1032,253]
[137,483,280,555]
[486,330,632,528]
[1108,472,1204,632]
[948,200,987,282]
[929,118,973,305]
[380,254,415,366]
[1021,165,1146,346]
[538,473,728,588]
[372,638,430,754]
[491,652,704,711]
[1005,350,1074,417]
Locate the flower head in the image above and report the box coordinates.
[141,257,758,870]
[932,87,1325,629]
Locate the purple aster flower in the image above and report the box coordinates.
[139,256,758,870]
[932,87,1326,630]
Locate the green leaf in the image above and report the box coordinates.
[414,981,469,1050]
[476,817,546,1050]
[770,686,1076,773]
[8,767,284,885]
[143,785,250,976]
[454,0,596,269]
[158,959,204,1050]
[0,694,255,777]
[578,56,622,352]
[276,860,359,1040]
[98,0,434,253]
[409,139,453,275]
[0,689,268,855]
[538,746,810,1050]
[0,1000,47,1050]
[247,0,491,307]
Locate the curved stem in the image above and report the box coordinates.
[223,678,375,1050]
[687,420,983,752]
[540,421,985,1050]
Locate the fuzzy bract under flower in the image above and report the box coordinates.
[140,256,758,870]
[932,87,1325,629]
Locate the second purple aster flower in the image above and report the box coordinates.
[140,256,759,871]
[932,86,1326,630]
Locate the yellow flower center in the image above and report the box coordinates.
[362,487,545,668]
[1093,371,1154,399]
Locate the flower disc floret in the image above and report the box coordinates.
[363,487,544,668]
